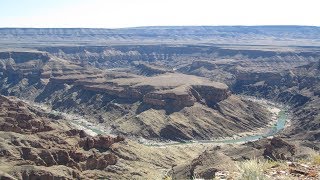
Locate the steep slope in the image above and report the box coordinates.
[0,95,126,179]
[1,26,320,179]
[0,50,274,141]
[0,95,260,180]
[169,137,320,179]
[175,47,320,146]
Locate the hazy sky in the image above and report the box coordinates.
[0,0,319,28]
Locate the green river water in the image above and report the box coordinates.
[144,109,288,147]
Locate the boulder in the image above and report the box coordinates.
[79,135,125,151]
[85,153,117,170]
[263,137,296,160]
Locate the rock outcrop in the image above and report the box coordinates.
[0,96,53,133]
[134,62,173,76]
[0,51,228,111]
[172,148,234,179]
[2,50,272,142]
[0,95,125,179]
[0,51,272,141]
[170,137,300,179]
[0,27,320,179]
[0,51,50,63]
[263,137,296,160]
[79,135,125,151]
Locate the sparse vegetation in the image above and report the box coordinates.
[310,149,320,165]
[1,26,320,180]
[236,159,269,180]
[163,175,173,180]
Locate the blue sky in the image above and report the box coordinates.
[0,0,319,28]
[1,0,74,17]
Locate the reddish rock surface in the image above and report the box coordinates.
[79,135,125,151]
[0,95,125,179]
[263,137,296,160]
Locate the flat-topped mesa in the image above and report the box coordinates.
[83,84,143,100]
[45,72,230,109]
[192,85,231,107]
[142,84,230,108]
[143,87,196,107]
[106,73,230,108]
[0,51,51,80]
[0,51,50,63]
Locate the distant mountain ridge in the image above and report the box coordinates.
[1,26,320,47]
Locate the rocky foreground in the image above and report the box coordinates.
[0,95,125,179]
[0,27,319,179]
[0,95,283,179]
[1,95,318,179]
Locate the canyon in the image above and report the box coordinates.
[0,26,319,179]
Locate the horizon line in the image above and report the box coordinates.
[0,25,319,29]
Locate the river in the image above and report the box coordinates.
[21,97,289,147]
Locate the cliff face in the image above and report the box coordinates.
[0,96,53,133]
[0,51,50,63]
[1,26,320,46]
[231,60,320,141]
[177,48,320,144]
[43,72,230,109]
[1,27,320,179]
[0,51,50,85]
[0,50,275,141]
[192,85,231,107]
[140,84,230,109]
[0,43,319,143]
[36,44,320,70]
[134,62,173,76]
[0,95,125,179]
